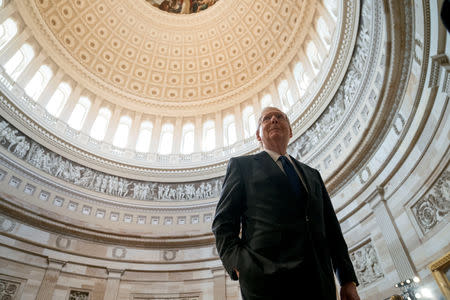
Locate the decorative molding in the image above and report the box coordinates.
[0,116,225,201]
[56,235,71,249]
[0,278,21,299]
[350,240,384,287]
[0,215,16,232]
[429,54,449,88]
[289,0,376,165]
[133,294,199,300]
[411,171,450,234]
[329,0,417,194]
[162,249,178,261]
[68,289,90,300]
[112,247,127,259]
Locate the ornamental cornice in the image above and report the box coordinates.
[327,0,417,194]
[0,150,220,211]
[289,0,375,172]
[0,197,214,247]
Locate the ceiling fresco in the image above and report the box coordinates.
[145,0,219,14]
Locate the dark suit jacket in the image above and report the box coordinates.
[212,151,358,299]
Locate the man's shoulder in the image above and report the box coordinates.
[229,153,261,163]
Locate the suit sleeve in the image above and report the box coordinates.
[318,170,359,286]
[212,158,244,280]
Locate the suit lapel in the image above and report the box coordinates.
[254,151,285,177]
[254,151,294,195]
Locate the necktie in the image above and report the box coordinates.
[278,156,306,198]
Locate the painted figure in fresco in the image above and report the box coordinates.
[147,0,218,14]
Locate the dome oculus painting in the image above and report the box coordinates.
[146,0,219,14]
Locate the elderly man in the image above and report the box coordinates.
[212,107,360,300]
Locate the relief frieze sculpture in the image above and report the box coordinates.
[411,171,450,234]
[288,0,374,161]
[350,242,384,287]
[0,279,21,299]
[69,290,90,300]
[0,118,223,201]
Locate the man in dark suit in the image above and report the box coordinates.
[212,107,360,300]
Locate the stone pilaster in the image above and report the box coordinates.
[0,28,31,66]
[212,267,226,300]
[35,258,66,300]
[367,187,416,280]
[103,268,123,300]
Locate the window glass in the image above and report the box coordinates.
[67,97,91,130]
[293,62,311,97]
[317,17,331,48]
[202,120,215,151]
[260,94,273,109]
[242,106,256,138]
[306,42,321,72]
[181,123,194,154]
[4,43,34,80]
[113,116,132,148]
[90,107,111,141]
[158,123,174,154]
[46,82,71,117]
[223,114,236,146]
[25,65,53,100]
[278,80,294,111]
[323,0,337,18]
[0,18,18,51]
[135,121,153,152]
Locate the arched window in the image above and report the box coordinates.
[278,80,294,111]
[90,107,111,141]
[0,18,18,51]
[202,120,215,151]
[46,82,72,117]
[113,115,132,148]
[260,94,273,109]
[24,65,53,100]
[181,123,195,154]
[158,123,174,154]
[67,96,91,130]
[242,106,256,138]
[316,17,331,48]
[306,41,321,72]
[135,121,153,152]
[293,62,310,97]
[4,43,35,80]
[322,0,337,18]
[223,114,236,147]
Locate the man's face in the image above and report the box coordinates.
[256,107,292,149]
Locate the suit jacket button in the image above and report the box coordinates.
[306,216,310,222]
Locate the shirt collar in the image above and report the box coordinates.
[265,149,288,162]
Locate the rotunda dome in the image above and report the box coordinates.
[0,0,448,299]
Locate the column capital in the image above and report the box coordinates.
[47,258,66,271]
[106,268,124,279]
[211,266,226,276]
[366,185,385,210]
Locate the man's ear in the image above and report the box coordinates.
[256,129,261,141]
[289,126,293,138]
